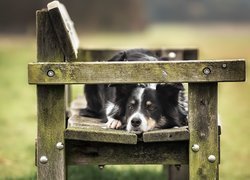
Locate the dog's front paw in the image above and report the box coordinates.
[106,118,122,129]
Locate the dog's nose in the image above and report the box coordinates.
[131,118,141,127]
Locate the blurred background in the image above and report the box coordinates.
[0,0,249,179]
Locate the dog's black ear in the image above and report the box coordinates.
[108,51,127,61]
[156,83,187,127]
[156,83,184,104]
[115,84,137,97]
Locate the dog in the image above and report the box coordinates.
[80,49,188,134]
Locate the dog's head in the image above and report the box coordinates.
[107,49,187,133]
[124,83,187,134]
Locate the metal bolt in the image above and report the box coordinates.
[203,67,211,75]
[56,142,64,150]
[47,70,55,77]
[191,144,200,152]
[39,156,48,164]
[98,165,105,170]
[168,52,177,59]
[222,63,227,68]
[208,155,216,163]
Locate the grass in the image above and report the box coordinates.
[0,36,37,179]
[0,23,250,179]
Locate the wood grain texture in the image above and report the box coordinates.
[143,126,189,142]
[65,127,137,144]
[28,60,245,84]
[36,10,66,180]
[36,10,64,61]
[66,115,189,143]
[47,1,79,60]
[66,115,137,144]
[188,83,219,179]
[165,48,198,180]
[66,140,189,165]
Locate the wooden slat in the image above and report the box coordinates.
[68,115,104,128]
[143,126,189,142]
[189,83,219,179]
[47,1,79,60]
[66,140,189,165]
[36,10,66,180]
[66,115,137,144]
[67,115,190,144]
[28,60,245,84]
[65,127,137,145]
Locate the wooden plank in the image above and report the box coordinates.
[143,126,189,142]
[189,83,219,179]
[66,115,137,144]
[67,115,189,144]
[66,140,189,165]
[68,115,104,128]
[36,10,66,180]
[36,10,64,61]
[28,60,246,84]
[47,1,79,60]
[65,127,137,145]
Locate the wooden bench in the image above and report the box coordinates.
[28,1,246,179]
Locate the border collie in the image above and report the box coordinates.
[80,49,188,134]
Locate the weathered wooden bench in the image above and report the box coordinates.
[28,1,246,179]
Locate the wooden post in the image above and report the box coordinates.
[36,10,66,179]
[189,83,219,179]
[166,49,198,180]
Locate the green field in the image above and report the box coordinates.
[0,23,249,179]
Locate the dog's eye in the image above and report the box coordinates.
[128,104,135,110]
[146,101,156,111]
[128,100,136,110]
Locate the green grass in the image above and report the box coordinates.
[0,23,250,179]
[0,37,37,179]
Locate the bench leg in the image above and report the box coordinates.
[36,10,67,180]
[189,83,219,179]
[165,165,189,180]
[37,86,66,179]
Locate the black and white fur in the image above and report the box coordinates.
[80,49,188,134]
